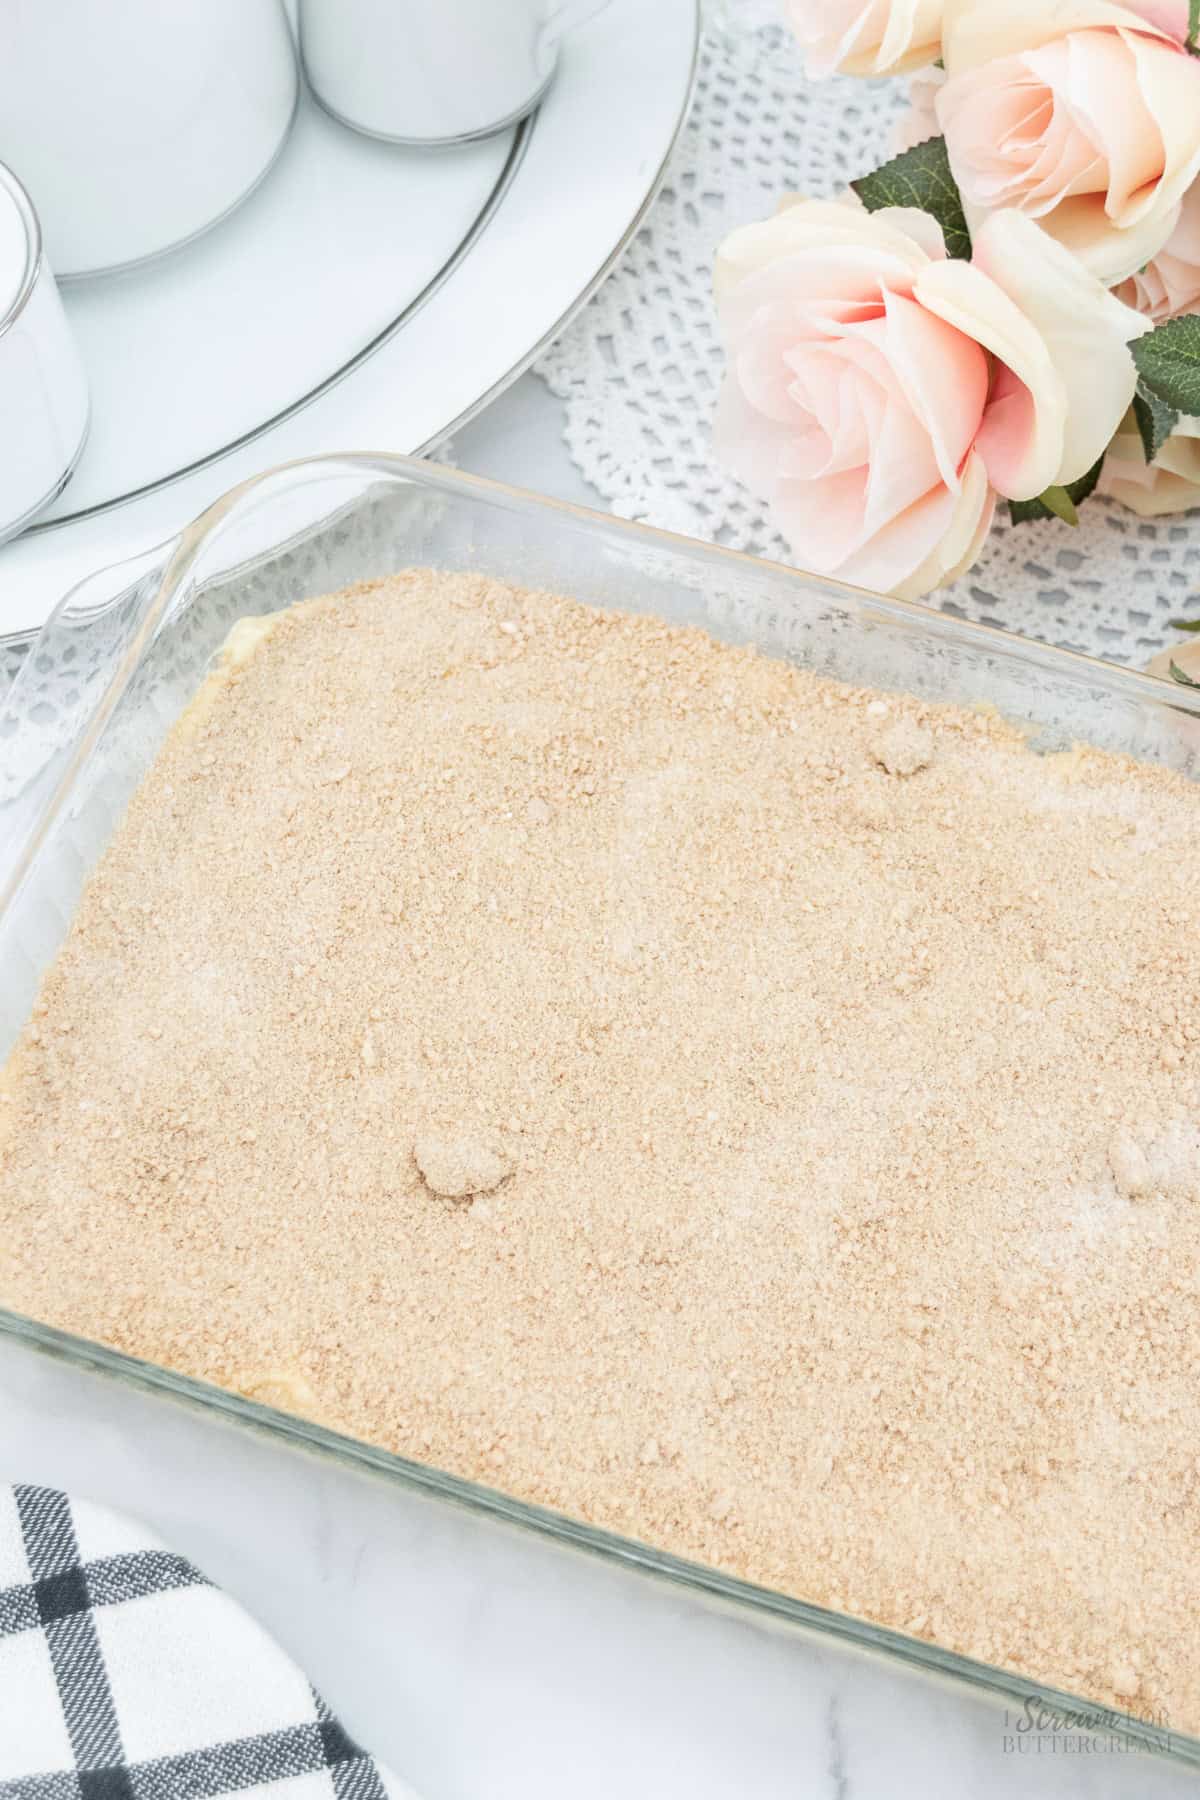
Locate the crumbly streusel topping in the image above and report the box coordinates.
[3,571,1199,1729]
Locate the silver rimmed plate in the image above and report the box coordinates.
[0,0,698,639]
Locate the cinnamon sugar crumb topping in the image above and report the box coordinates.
[2,569,1199,1730]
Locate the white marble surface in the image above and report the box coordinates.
[2,376,1197,1799]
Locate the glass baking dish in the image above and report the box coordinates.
[3,454,1199,1769]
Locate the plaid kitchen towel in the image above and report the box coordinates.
[0,1484,417,1800]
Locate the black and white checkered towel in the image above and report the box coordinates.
[0,1485,416,1800]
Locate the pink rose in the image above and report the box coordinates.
[891,66,945,156]
[1113,181,1200,321]
[1123,1,1191,36]
[1098,410,1200,515]
[713,200,1149,598]
[785,0,943,77]
[938,0,1200,284]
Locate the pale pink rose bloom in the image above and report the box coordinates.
[1113,181,1200,321]
[714,202,991,598]
[938,0,1200,284]
[1098,410,1200,516]
[928,210,1151,495]
[1123,0,1190,38]
[785,0,943,77]
[712,201,1148,598]
[891,66,945,156]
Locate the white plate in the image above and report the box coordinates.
[47,110,520,518]
[0,0,698,639]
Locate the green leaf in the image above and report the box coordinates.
[1168,616,1200,632]
[1189,0,1199,50]
[1169,658,1200,688]
[1131,314,1200,416]
[1132,382,1179,463]
[1036,486,1079,526]
[851,138,971,261]
[1007,455,1105,527]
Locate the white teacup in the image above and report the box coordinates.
[0,163,88,542]
[299,0,611,146]
[0,0,299,278]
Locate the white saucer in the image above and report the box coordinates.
[0,0,698,640]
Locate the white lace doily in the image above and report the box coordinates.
[536,6,1200,667]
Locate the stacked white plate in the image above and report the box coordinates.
[0,0,698,640]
